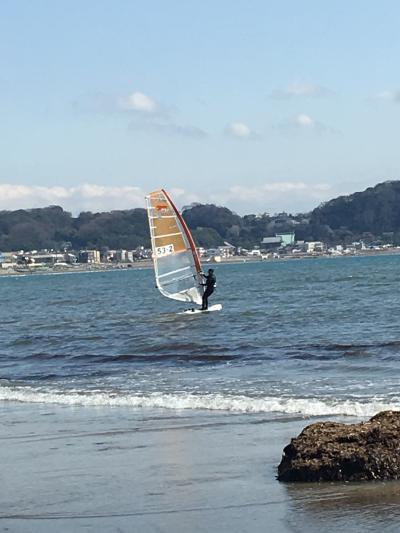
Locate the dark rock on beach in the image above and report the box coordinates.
[277,411,400,482]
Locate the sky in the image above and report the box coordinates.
[1,0,400,215]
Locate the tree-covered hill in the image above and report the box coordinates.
[0,206,150,251]
[2,180,400,251]
[310,181,400,244]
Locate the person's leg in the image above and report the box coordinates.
[202,289,210,310]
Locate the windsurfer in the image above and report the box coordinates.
[201,268,216,310]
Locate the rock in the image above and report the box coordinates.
[277,411,400,482]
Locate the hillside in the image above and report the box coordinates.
[1,181,400,251]
[0,206,150,251]
[310,181,400,244]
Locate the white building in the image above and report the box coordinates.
[306,241,325,253]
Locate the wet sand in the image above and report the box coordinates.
[2,404,400,532]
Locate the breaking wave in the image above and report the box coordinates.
[1,384,399,417]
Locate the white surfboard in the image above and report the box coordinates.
[180,304,222,315]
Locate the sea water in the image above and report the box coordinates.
[2,255,400,416]
[2,255,400,532]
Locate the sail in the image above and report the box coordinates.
[145,189,204,305]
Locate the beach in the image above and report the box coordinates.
[3,403,400,532]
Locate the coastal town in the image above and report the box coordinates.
[1,230,398,275]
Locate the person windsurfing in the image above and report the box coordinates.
[201,268,216,310]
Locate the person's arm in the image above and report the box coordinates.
[200,272,208,286]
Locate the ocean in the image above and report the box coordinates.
[2,255,400,532]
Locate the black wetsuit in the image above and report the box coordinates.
[201,272,216,310]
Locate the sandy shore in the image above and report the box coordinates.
[2,403,400,532]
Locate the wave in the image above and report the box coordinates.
[0,384,399,417]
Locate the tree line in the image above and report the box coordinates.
[1,180,400,251]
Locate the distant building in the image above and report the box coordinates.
[24,252,67,265]
[64,253,78,264]
[352,241,366,250]
[114,250,127,262]
[79,250,101,263]
[261,236,282,250]
[218,244,235,258]
[236,247,248,256]
[306,241,325,253]
[0,252,15,269]
[275,233,295,246]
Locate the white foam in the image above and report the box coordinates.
[1,384,399,417]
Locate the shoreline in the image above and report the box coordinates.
[1,248,400,278]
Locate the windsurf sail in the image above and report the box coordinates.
[145,189,204,305]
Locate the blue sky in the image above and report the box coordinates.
[1,0,400,214]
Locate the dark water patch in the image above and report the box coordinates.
[95,353,236,364]
[288,352,351,361]
[0,319,19,325]
[20,353,64,361]
[9,336,49,346]
[8,351,237,365]
[289,340,400,356]
[144,342,229,355]
[342,348,372,357]
[11,369,113,382]
[14,373,60,381]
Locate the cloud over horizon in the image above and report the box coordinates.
[208,182,333,213]
[0,181,338,215]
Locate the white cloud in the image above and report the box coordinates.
[73,90,207,139]
[271,82,331,99]
[209,181,334,213]
[0,184,146,213]
[373,89,400,102]
[0,181,337,215]
[295,113,315,127]
[225,121,259,140]
[73,91,159,114]
[215,181,331,201]
[118,91,158,112]
[276,113,336,135]
[227,122,251,138]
